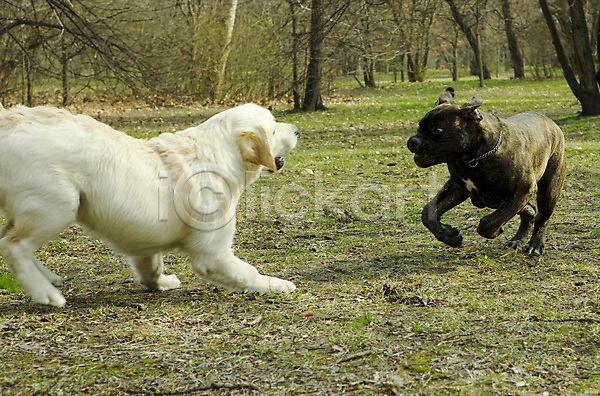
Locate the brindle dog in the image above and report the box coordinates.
[407,88,565,256]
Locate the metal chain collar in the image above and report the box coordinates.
[465,131,503,168]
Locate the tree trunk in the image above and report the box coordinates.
[597,9,600,86]
[288,0,301,111]
[363,57,376,88]
[215,0,238,99]
[539,0,600,115]
[400,53,405,82]
[568,0,597,89]
[406,54,416,82]
[444,0,491,82]
[420,46,430,82]
[302,0,327,111]
[23,54,32,106]
[407,53,427,83]
[476,28,484,87]
[61,32,69,106]
[501,0,525,79]
[452,28,459,81]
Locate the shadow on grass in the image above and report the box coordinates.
[0,282,228,315]
[297,249,463,284]
[554,114,600,140]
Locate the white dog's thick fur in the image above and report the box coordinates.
[0,103,298,307]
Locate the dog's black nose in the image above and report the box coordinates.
[293,126,299,136]
[407,136,423,153]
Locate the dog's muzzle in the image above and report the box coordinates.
[407,136,426,154]
[407,135,440,168]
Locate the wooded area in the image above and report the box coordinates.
[1,0,599,114]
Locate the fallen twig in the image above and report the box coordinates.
[337,349,376,364]
[125,382,261,395]
[530,316,600,324]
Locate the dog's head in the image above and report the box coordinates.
[226,104,298,172]
[407,88,483,168]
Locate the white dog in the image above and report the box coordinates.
[0,103,298,307]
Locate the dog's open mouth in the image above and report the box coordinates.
[413,152,440,168]
[275,157,285,170]
[413,153,432,161]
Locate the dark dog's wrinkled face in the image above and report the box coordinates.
[408,89,483,168]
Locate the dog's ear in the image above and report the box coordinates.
[460,96,484,122]
[434,87,456,106]
[235,128,277,171]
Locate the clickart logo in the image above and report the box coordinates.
[159,164,239,232]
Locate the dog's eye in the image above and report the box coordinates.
[433,127,444,135]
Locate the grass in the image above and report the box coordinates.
[0,273,20,294]
[1,77,600,395]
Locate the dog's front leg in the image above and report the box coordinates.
[477,196,531,240]
[190,249,295,294]
[422,179,469,247]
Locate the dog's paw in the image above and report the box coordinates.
[30,288,66,308]
[442,232,463,248]
[155,274,181,291]
[504,239,522,250]
[267,277,296,293]
[248,276,296,294]
[44,272,64,287]
[435,224,463,248]
[478,224,504,239]
[34,260,64,286]
[524,242,544,256]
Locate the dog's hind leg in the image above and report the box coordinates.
[127,254,181,291]
[6,216,64,287]
[526,154,566,256]
[504,201,536,250]
[0,201,76,307]
[190,249,296,294]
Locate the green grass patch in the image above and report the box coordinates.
[0,272,20,294]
